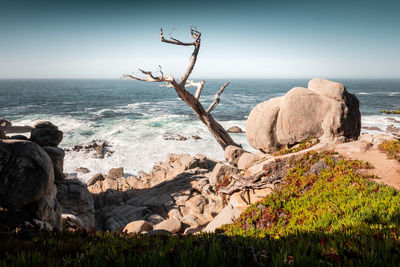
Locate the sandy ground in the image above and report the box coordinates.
[334,140,400,190]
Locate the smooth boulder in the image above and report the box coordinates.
[0,140,54,210]
[30,121,63,147]
[246,78,361,152]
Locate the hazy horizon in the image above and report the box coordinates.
[1,0,400,79]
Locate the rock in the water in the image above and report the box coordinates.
[43,146,65,182]
[34,121,58,130]
[87,173,105,186]
[0,118,12,127]
[76,167,90,173]
[227,126,243,133]
[246,78,361,153]
[362,126,383,132]
[154,218,182,234]
[224,145,247,166]
[123,220,153,234]
[30,127,63,147]
[108,167,124,179]
[56,178,95,229]
[386,125,400,138]
[163,132,188,141]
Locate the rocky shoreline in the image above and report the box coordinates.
[1,78,399,235]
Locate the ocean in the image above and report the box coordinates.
[1,79,399,181]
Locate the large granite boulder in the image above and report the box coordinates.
[246,78,361,152]
[56,178,95,229]
[0,139,61,229]
[30,121,63,147]
[43,146,65,182]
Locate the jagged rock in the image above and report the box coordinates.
[227,126,243,133]
[56,178,95,229]
[108,167,124,179]
[123,220,153,234]
[87,173,105,186]
[224,145,247,166]
[43,146,65,182]
[154,218,181,233]
[182,214,200,228]
[185,195,207,214]
[247,78,361,153]
[140,153,210,185]
[386,125,400,138]
[208,163,238,186]
[163,132,188,141]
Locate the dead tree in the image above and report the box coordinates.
[123,27,239,150]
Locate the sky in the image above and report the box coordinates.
[0,0,399,79]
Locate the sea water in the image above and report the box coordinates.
[1,79,399,181]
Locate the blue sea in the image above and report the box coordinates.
[0,79,399,180]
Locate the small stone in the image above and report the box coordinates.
[227,126,243,133]
[76,167,90,173]
[153,218,182,234]
[123,220,153,234]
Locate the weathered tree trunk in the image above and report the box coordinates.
[124,27,239,150]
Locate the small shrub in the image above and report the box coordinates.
[379,140,400,162]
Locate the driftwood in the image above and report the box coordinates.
[123,27,239,150]
[218,162,286,205]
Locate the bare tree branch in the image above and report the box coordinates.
[124,27,240,150]
[185,80,205,99]
[160,28,195,46]
[206,82,230,113]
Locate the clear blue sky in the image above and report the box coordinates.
[0,0,399,79]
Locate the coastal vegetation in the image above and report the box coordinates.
[272,137,319,156]
[380,110,400,114]
[379,140,400,162]
[2,151,400,266]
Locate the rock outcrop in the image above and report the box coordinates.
[56,178,95,229]
[246,78,361,153]
[0,139,61,230]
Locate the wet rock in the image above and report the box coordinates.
[34,121,58,130]
[192,135,202,140]
[76,167,90,173]
[362,126,383,132]
[227,126,243,133]
[163,132,188,141]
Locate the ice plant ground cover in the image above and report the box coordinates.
[1,151,400,266]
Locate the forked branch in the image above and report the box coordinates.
[206,82,230,113]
